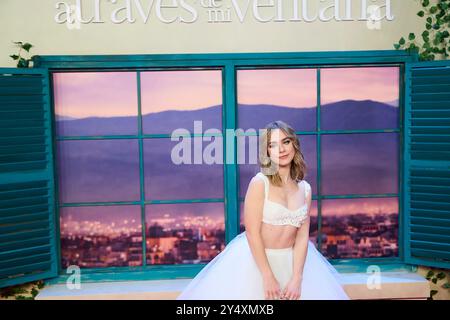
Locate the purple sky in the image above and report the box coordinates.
[53,66,399,119]
[321,67,400,105]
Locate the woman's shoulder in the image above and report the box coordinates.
[301,179,311,195]
[248,172,265,188]
[253,172,267,183]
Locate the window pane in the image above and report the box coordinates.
[60,206,142,268]
[145,203,225,265]
[237,68,317,131]
[53,72,138,136]
[321,198,399,259]
[308,200,319,249]
[144,138,224,200]
[321,67,400,130]
[238,134,317,198]
[321,133,399,195]
[57,140,140,203]
[141,70,222,135]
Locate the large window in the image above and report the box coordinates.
[52,61,401,274]
[237,66,400,260]
[54,70,225,269]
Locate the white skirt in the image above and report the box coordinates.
[176,231,350,300]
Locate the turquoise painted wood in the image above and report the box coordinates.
[0,68,58,288]
[404,60,450,269]
[26,50,422,284]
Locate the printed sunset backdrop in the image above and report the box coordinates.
[54,67,400,267]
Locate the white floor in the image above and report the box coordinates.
[36,272,430,300]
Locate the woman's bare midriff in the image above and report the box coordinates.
[261,222,298,249]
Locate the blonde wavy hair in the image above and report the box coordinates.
[258,120,307,187]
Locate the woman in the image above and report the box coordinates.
[177,121,350,300]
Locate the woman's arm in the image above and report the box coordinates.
[243,176,280,300]
[282,183,312,300]
[292,215,310,282]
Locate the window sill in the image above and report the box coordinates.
[36,271,429,300]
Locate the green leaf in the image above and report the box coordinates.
[31,288,38,298]
[422,0,430,7]
[399,37,406,45]
[12,41,23,45]
[430,290,438,296]
[427,17,432,24]
[432,277,438,284]
[9,54,19,60]
[21,43,33,52]
[436,272,446,280]
[17,58,29,68]
[426,23,432,30]
[15,295,33,300]
[430,6,437,14]
[442,283,450,289]
[418,10,425,17]
[426,270,435,278]
[394,43,401,50]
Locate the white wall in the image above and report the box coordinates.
[0,0,425,67]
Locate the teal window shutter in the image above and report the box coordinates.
[404,60,450,269]
[0,68,58,288]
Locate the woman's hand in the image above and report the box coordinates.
[263,274,281,300]
[281,276,302,300]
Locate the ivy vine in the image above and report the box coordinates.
[394,0,450,60]
[9,41,35,68]
[425,269,450,300]
[0,280,45,300]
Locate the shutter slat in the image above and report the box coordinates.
[411,240,450,252]
[412,84,450,94]
[411,101,450,110]
[0,261,51,280]
[411,75,450,85]
[0,69,57,288]
[411,217,450,228]
[0,186,48,200]
[411,248,450,261]
[0,76,43,87]
[405,61,450,269]
[0,136,45,146]
[411,225,449,235]
[0,161,49,173]
[411,208,450,219]
[0,244,51,262]
[0,228,50,243]
[0,87,45,95]
[0,220,50,234]
[411,110,450,118]
[0,95,44,104]
[411,93,450,101]
[0,212,49,224]
[412,119,450,126]
[411,135,450,143]
[411,142,450,151]
[0,203,49,214]
[0,236,51,252]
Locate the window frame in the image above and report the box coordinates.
[33,50,419,284]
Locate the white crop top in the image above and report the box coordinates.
[256,172,310,228]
